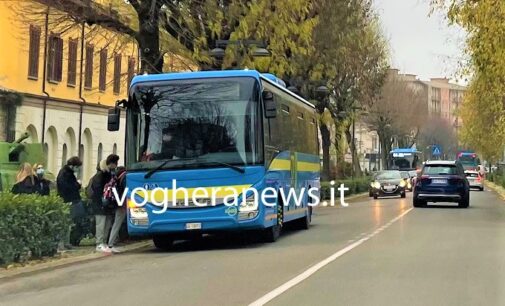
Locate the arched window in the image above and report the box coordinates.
[97,143,103,164]
[61,144,68,168]
[44,126,58,174]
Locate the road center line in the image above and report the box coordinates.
[249,207,414,306]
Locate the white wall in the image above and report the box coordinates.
[15,99,126,185]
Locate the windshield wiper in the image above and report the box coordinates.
[201,160,245,174]
[144,158,245,178]
[144,158,194,179]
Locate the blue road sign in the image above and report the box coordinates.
[432,145,442,156]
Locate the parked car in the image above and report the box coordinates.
[369,170,406,199]
[400,171,413,191]
[465,170,484,191]
[413,160,470,208]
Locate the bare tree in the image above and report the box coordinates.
[364,71,428,168]
[417,116,458,160]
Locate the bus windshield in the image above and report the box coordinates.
[126,77,262,171]
[388,152,420,170]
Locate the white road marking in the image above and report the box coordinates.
[249,207,414,306]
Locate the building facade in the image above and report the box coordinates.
[0,0,137,183]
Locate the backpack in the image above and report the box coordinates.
[102,176,118,207]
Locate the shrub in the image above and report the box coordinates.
[0,192,71,266]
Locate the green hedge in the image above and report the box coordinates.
[488,173,505,188]
[320,177,371,200]
[0,192,71,265]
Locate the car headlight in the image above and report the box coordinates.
[239,194,258,212]
[399,180,406,187]
[372,182,381,189]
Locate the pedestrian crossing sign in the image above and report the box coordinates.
[432,145,442,156]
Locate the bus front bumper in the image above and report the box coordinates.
[127,205,275,237]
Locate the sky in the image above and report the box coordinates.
[374,0,467,83]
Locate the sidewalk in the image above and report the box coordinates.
[484,180,505,201]
[0,240,152,281]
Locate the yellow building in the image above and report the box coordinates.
[0,0,139,182]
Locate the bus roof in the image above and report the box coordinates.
[130,70,315,109]
[390,148,420,154]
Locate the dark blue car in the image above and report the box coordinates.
[413,160,470,208]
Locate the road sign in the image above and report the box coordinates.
[432,145,442,156]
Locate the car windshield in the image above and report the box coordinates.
[423,165,458,175]
[376,171,401,180]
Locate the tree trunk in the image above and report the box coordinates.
[345,128,362,177]
[334,124,346,178]
[320,123,331,181]
[137,4,163,74]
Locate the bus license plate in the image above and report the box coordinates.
[432,179,447,185]
[185,223,201,230]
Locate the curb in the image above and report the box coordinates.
[0,240,152,281]
[484,181,505,201]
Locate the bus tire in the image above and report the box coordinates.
[153,235,174,250]
[264,203,283,242]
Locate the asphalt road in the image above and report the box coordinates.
[1,189,505,306]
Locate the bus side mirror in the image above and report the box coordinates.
[108,107,121,131]
[263,91,276,118]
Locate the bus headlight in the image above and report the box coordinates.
[129,203,148,226]
[238,195,259,220]
[239,195,258,212]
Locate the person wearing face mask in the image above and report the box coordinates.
[33,164,51,196]
[56,156,85,249]
[87,154,119,253]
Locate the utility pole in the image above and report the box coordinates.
[352,116,356,179]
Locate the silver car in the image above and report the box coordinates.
[465,170,484,191]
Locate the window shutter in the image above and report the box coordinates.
[113,53,121,94]
[55,37,63,82]
[99,48,107,91]
[47,35,55,81]
[127,57,135,89]
[84,44,94,89]
[67,39,78,86]
[28,25,41,79]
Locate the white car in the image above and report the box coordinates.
[465,170,484,191]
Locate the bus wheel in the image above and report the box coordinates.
[264,204,283,242]
[153,235,174,250]
[299,206,312,230]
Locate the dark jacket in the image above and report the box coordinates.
[57,165,81,203]
[11,176,38,195]
[88,165,114,215]
[35,177,51,196]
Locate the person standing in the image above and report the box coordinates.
[107,166,127,253]
[33,164,51,196]
[88,154,119,253]
[11,163,38,194]
[56,156,85,248]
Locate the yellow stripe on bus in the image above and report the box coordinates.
[269,159,319,172]
[135,184,253,202]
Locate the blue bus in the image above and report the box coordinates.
[388,148,422,171]
[107,70,320,248]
